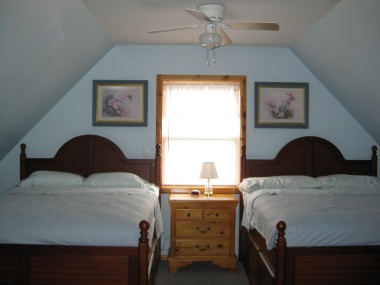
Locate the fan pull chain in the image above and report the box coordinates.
[205,48,217,66]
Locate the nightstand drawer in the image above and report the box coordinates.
[175,209,202,220]
[204,209,230,220]
[176,222,230,238]
[175,239,230,256]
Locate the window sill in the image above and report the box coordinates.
[160,185,240,194]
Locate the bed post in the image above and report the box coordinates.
[371,146,377,176]
[240,145,246,222]
[240,144,246,182]
[155,144,162,187]
[20,143,27,180]
[139,220,150,285]
[155,143,162,266]
[275,221,287,285]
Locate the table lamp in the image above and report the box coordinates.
[199,162,218,197]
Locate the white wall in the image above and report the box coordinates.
[0,45,377,255]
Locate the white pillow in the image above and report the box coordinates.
[238,175,322,193]
[316,174,380,188]
[19,171,84,187]
[84,172,145,188]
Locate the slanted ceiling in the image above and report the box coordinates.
[0,1,113,160]
[0,0,379,161]
[291,1,380,145]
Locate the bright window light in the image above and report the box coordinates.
[162,83,241,186]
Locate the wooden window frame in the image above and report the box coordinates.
[156,75,246,194]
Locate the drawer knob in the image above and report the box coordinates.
[196,245,210,251]
[196,226,210,234]
[187,213,191,217]
[216,213,220,217]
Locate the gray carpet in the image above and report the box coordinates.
[156,261,250,285]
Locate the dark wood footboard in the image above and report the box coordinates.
[0,220,157,285]
[242,224,380,285]
[241,226,277,285]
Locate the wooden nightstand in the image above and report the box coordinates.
[168,193,238,273]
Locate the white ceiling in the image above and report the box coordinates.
[82,0,341,47]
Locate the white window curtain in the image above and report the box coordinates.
[162,83,241,186]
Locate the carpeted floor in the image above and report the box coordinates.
[156,261,250,285]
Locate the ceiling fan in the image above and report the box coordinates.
[147,3,279,50]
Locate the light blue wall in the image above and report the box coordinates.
[0,45,377,255]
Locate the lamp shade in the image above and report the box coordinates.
[199,32,222,50]
[199,162,219,179]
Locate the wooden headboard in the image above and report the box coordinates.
[242,136,377,179]
[239,136,377,220]
[20,135,162,185]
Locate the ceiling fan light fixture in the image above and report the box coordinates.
[199,32,222,49]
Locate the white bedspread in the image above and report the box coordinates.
[241,188,380,249]
[0,185,163,246]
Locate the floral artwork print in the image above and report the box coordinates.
[93,80,148,126]
[255,82,308,128]
[99,86,142,120]
[103,91,133,117]
[266,92,295,119]
[260,88,302,122]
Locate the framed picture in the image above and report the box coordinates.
[255,82,309,128]
[93,80,148,126]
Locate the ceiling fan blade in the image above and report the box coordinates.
[147,24,202,33]
[185,9,212,22]
[226,22,279,31]
[218,28,232,46]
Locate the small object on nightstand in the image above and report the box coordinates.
[190,189,200,195]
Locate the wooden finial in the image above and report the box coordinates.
[139,220,150,243]
[372,145,377,157]
[241,144,246,157]
[20,144,26,160]
[155,144,162,158]
[276,221,287,243]
[20,143,27,180]
[371,146,378,177]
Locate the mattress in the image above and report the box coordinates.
[241,187,380,249]
[0,185,163,247]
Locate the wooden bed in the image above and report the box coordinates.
[239,136,380,285]
[0,134,162,285]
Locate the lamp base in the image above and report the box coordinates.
[204,183,213,197]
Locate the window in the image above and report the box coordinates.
[156,75,246,192]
